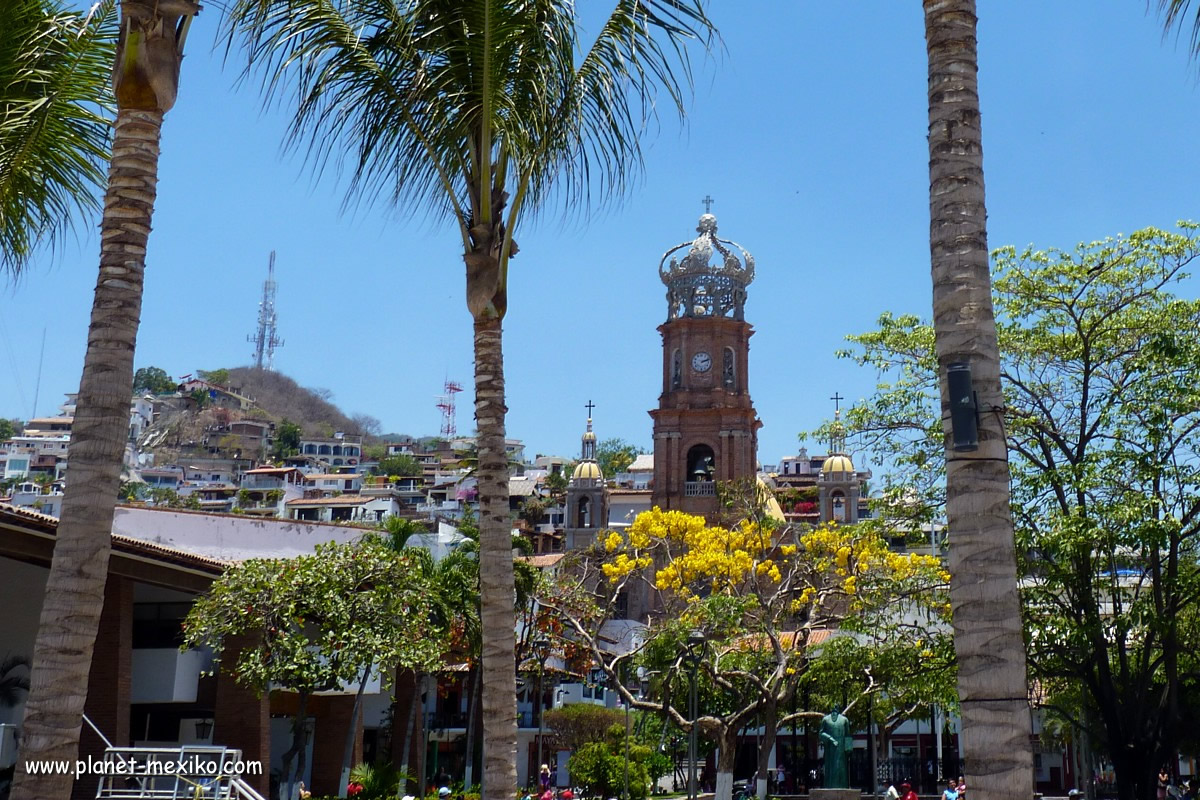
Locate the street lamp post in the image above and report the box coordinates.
[683,631,706,800]
[624,663,631,800]
[533,637,553,784]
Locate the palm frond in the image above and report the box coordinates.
[1156,1,1200,60]
[0,0,116,276]
[219,0,717,250]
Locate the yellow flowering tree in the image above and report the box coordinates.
[540,482,949,800]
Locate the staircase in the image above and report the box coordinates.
[93,745,267,800]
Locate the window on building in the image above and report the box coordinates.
[614,590,629,620]
[723,347,735,388]
[132,602,192,648]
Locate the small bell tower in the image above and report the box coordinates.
[818,393,860,524]
[566,403,608,550]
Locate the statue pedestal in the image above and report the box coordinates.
[811,789,861,800]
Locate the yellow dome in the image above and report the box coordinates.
[822,454,855,474]
[582,431,596,442]
[572,461,603,480]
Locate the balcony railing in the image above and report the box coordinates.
[240,478,284,490]
[427,711,468,730]
[417,500,461,513]
[684,481,716,497]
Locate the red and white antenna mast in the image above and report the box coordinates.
[435,379,463,438]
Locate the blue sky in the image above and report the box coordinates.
[2,1,1198,467]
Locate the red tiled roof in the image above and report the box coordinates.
[285,495,370,506]
[0,503,227,573]
[519,553,566,568]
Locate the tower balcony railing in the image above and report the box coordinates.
[684,481,716,497]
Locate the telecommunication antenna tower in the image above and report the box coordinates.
[247,251,284,369]
[435,379,463,438]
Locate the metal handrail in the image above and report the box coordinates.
[93,745,261,800]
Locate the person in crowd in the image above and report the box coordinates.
[942,778,958,800]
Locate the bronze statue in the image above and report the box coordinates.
[820,706,851,788]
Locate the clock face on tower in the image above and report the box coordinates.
[691,351,712,373]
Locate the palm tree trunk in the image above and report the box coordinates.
[399,671,419,794]
[339,666,371,798]
[8,105,162,800]
[463,666,480,789]
[474,315,518,799]
[923,2,1034,797]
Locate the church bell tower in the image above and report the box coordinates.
[650,206,761,518]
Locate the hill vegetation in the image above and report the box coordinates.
[224,367,378,438]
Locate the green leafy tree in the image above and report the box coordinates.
[0,419,16,441]
[219,2,718,794]
[543,704,625,753]
[132,366,176,394]
[836,223,1200,800]
[542,485,949,800]
[375,454,422,478]
[596,438,645,479]
[272,419,302,460]
[567,724,652,800]
[0,0,115,273]
[197,368,230,386]
[543,470,569,505]
[518,497,548,529]
[182,536,443,800]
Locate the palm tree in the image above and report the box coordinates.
[9,1,199,798]
[1155,0,1200,58]
[221,2,717,795]
[0,0,115,274]
[923,1,1034,796]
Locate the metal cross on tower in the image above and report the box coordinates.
[585,399,596,417]
[701,194,714,214]
[830,391,844,413]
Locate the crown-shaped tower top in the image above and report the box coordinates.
[659,210,755,321]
